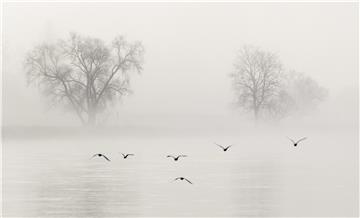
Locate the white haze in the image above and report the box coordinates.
[2,2,358,129]
[1,2,358,217]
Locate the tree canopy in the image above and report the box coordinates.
[231,45,327,121]
[25,33,144,125]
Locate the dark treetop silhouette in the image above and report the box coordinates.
[25,33,144,126]
[167,155,187,161]
[91,153,111,161]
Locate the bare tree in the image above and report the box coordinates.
[231,45,327,121]
[230,45,283,120]
[25,33,144,125]
[283,71,328,114]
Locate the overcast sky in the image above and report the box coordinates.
[2,2,358,127]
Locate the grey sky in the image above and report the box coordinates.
[2,2,358,127]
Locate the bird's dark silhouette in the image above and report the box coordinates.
[91,153,111,161]
[120,153,135,159]
[288,137,307,147]
[215,143,232,151]
[167,155,187,161]
[173,177,193,184]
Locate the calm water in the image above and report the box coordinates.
[2,128,358,217]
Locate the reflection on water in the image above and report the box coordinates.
[2,131,358,217]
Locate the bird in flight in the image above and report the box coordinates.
[120,153,135,159]
[215,143,232,151]
[288,137,307,147]
[91,153,111,161]
[167,155,187,161]
[173,177,193,184]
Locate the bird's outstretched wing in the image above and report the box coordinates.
[128,154,135,156]
[91,154,98,159]
[215,143,225,150]
[184,178,193,184]
[287,137,296,144]
[120,153,126,158]
[173,177,181,182]
[178,155,187,158]
[296,137,307,144]
[225,145,233,150]
[167,155,175,159]
[102,155,111,161]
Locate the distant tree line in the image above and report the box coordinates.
[25,33,327,125]
[230,45,327,121]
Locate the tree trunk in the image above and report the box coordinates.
[87,108,97,126]
[253,94,259,121]
[254,107,259,121]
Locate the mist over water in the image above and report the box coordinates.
[2,2,358,217]
[3,122,358,217]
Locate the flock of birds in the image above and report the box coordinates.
[90,137,307,184]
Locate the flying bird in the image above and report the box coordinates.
[167,155,187,161]
[288,137,307,147]
[91,153,111,161]
[120,153,135,159]
[173,177,193,184]
[215,143,232,151]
